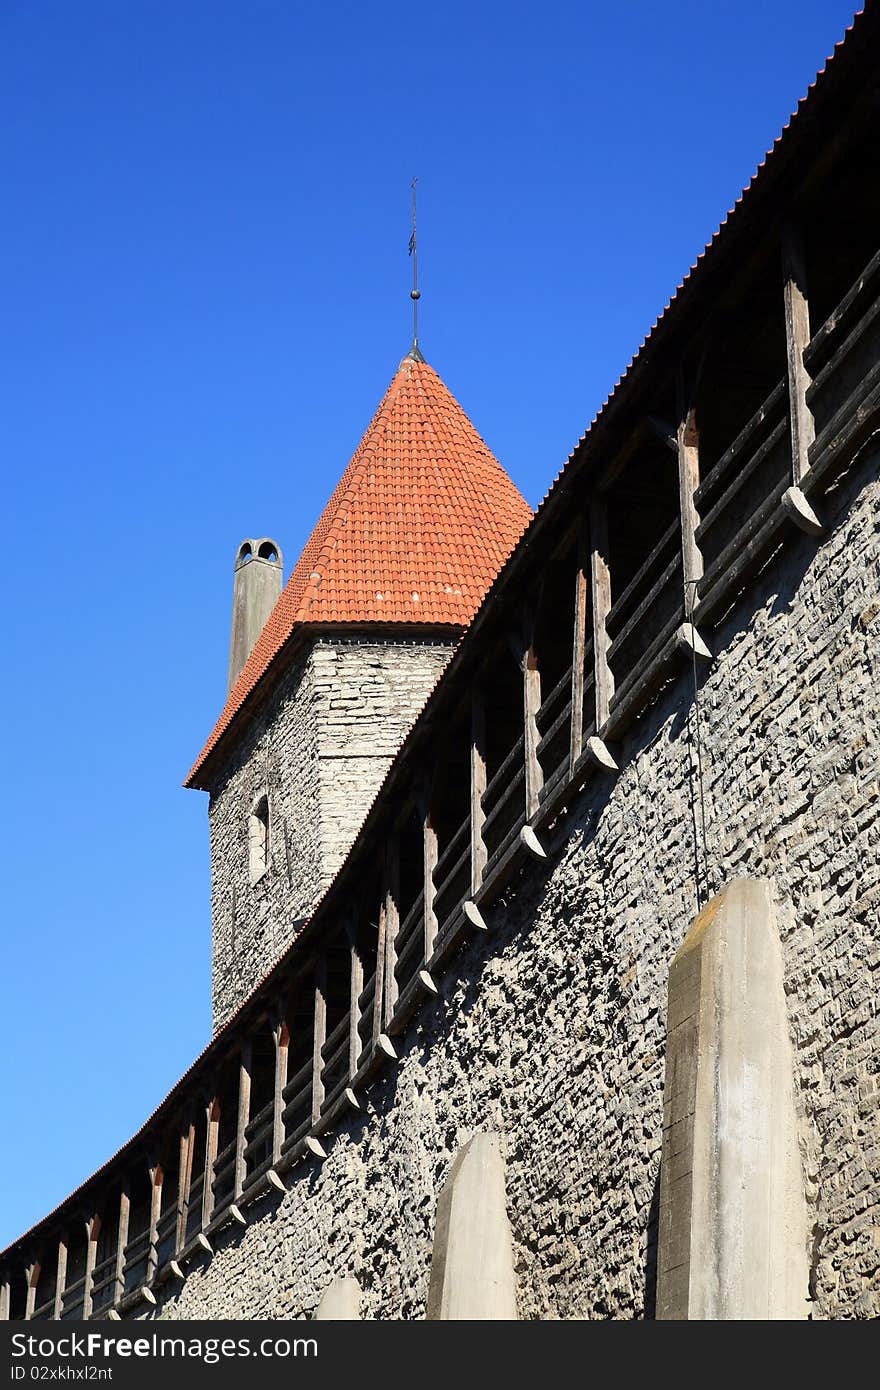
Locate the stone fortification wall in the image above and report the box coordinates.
[209,637,452,1030]
[180,455,879,1317]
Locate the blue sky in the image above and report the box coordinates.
[0,0,859,1248]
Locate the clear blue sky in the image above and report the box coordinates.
[0,0,859,1248]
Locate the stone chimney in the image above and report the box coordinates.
[227,538,283,692]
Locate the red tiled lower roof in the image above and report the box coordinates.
[186,354,532,786]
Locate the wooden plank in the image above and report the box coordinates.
[676,387,703,608]
[234,1039,252,1200]
[176,1121,195,1255]
[143,1167,159,1273]
[589,497,614,730]
[116,1185,131,1298]
[82,1215,99,1320]
[312,958,327,1126]
[383,837,400,1025]
[570,523,588,768]
[53,1238,67,1320]
[346,914,363,1079]
[782,223,815,485]
[423,805,438,964]
[202,1097,220,1229]
[470,689,488,894]
[372,894,387,1047]
[804,243,880,371]
[521,641,544,821]
[24,1262,38,1320]
[272,1016,290,1165]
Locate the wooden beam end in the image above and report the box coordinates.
[229,1204,247,1227]
[520,824,547,860]
[377,1033,398,1060]
[782,484,824,535]
[675,622,712,663]
[463,900,488,931]
[585,735,619,772]
[140,1286,157,1307]
[344,1086,361,1111]
[306,1136,328,1160]
[267,1168,287,1193]
[418,969,439,995]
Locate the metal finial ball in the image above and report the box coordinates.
[411,289,421,300]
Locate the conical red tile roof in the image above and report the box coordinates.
[186,353,532,786]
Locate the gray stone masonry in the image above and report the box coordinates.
[208,636,452,1030]
[174,451,879,1318]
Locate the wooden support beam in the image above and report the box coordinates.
[202,1097,220,1229]
[116,1184,132,1300]
[82,1214,99,1320]
[272,1014,289,1165]
[383,836,400,1026]
[372,894,387,1048]
[176,1121,195,1256]
[53,1238,67,1321]
[0,1277,9,1321]
[234,1039,252,1201]
[570,523,589,768]
[589,497,614,730]
[312,957,327,1127]
[346,913,363,1079]
[782,223,815,486]
[146,1158,161,1284]
[470,689,488,894]
[423,805,438,965]
[24,1261,39,1320]
[676,383,704,605]
[521,641,544,821]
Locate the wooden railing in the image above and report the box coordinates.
[8,231,880,1322]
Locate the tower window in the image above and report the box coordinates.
[249,794,270,883]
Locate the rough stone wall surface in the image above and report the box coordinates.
[311,639,453,889]
[208,637,452,1031]
[176,454,879,1317]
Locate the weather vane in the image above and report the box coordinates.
[408,176,424,359]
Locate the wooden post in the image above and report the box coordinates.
[53,1238,67,1321]
[470,690,488,893]
[272,1014,289,1164]
[589,497,614,729]
[146,1167,161,1284]
[423,803,438,965]
[372,894,387,1047]
[203,1097,220,1228]
[24,1262,39,1320]
[570,524,589,767]
[116,1185,131,1301]
[0,1277,9,1321]
[82,1215,99,1320]
[234,1039,252,1200]
[521,641,544,821]
[383,837,400,1026]
[782,223,815,485]
[176,1121,195,1255]
[676,382,704,601]
[346,913,363,1078]
[312,958,327,1126]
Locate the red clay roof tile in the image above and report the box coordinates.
[186,353,531,786]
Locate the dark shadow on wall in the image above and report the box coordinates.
[643,1165,661,1320]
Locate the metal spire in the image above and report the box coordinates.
[408,176,425,361]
